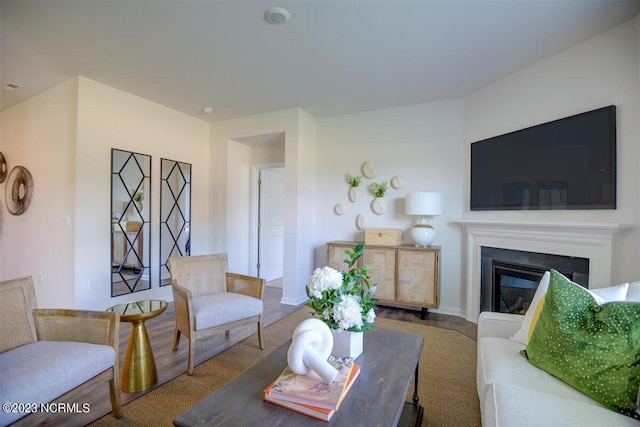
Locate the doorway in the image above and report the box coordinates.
[251,167,284,283]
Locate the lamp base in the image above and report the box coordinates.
[410,223,436,247]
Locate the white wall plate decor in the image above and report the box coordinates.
[390,176,404,189]
[356,214,366,230]
[334,203,346,215]
[361,161,376,179]
[371,197,387,215]
[348,187,359,202]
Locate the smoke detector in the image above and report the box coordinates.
[264,7,290,24]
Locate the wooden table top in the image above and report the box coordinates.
[174,327,424,426]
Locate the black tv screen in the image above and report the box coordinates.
[470,106,616,210]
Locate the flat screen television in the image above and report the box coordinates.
[470,105,616,211]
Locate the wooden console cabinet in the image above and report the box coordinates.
[327,241,440,318]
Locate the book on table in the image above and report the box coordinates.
[263,358,361,415]
[263,394,337,422]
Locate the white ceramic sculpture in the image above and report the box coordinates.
[287,318,338,384]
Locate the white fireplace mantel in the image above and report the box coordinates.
[454,220,631,323]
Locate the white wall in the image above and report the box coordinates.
[0,79,78,307]
[74,77,210,310]
[464,18,639,285]
[210,109,317,306]
[316,99,465,316]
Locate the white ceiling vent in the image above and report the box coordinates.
[2,82,22,91]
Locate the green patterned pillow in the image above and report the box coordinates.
[522,269,640,419]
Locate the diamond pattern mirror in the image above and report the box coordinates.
[111,149,152,296]
[160,158,191,287]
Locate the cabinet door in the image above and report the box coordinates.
[327,243,357,272]
[363,247,396,302]
[397,248,439,307]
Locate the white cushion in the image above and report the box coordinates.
[478,337,598,407]
[589,282,629,304]
[193,292,263,331]
[484,381,640,427]
[0,340,115,425]
[509,271,550,345]
[626,282,640,301]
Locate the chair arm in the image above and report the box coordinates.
[172,280,194,331]
[33,309,120,349]
[477,311,523,340]
[226,272,265,300]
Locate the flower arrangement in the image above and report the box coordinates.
[370,181,388,198]
[306,243,378,332]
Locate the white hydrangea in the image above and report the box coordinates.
[365,308,376,324]
[332,295,364,330]
[307,266,343,298]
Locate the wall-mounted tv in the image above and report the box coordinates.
[470,105,616,211]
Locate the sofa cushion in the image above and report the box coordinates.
[483,381,640,427]
[0,340,115,425]
[193,292,263,331]
[510,271,550,345]
[478,336,598,407]
[523,270,640,420]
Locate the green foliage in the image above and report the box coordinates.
[370,181,388,198]
[346,173,363,188]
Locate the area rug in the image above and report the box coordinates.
[90,307,481,427]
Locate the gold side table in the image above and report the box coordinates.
[107,299,168,392]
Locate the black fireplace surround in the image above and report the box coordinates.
[480,247,589,314]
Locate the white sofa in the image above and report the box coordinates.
[477,311,640,426]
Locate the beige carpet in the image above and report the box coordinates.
[91,308,481,427]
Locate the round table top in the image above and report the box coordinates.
[107,299,168,322]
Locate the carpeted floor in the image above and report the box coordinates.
[91,307,481,427]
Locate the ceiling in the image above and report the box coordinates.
[1,0,639,123]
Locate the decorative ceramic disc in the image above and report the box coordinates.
[361,161,376,179]
[390,176,404,189]
[334,203,346,215]
[0,152,7,183]
[356,214,367,230]
[5,166,34,216]
[371,197,387,215]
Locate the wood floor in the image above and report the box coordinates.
[78,286,476,426]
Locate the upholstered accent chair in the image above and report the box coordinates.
[0,276,122,426]
[168,253,265,375]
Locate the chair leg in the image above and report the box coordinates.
[172,326,181,350]
[225,330,230,337]
[257,320,264,350]
[109,373,123,418]
[187,337,196,376]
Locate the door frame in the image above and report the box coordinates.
[249,163,285,278]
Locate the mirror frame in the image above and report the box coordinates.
[159,158,192,287]
[111,148,152,297]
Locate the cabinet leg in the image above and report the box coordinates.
[421,307,428,320]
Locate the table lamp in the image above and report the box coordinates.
[405,192,442,247]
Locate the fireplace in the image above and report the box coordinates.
[458,220,626,322]
[480,247,589,314]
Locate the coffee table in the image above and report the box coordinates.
[107,299,167,392]
[174,327,424,426]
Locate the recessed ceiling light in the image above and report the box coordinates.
[202,107,214,114]
[2,82,22,91]
[264,7,290,24]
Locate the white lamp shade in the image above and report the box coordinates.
[405,192,442,216]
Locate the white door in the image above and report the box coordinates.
[259,168,284,281]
